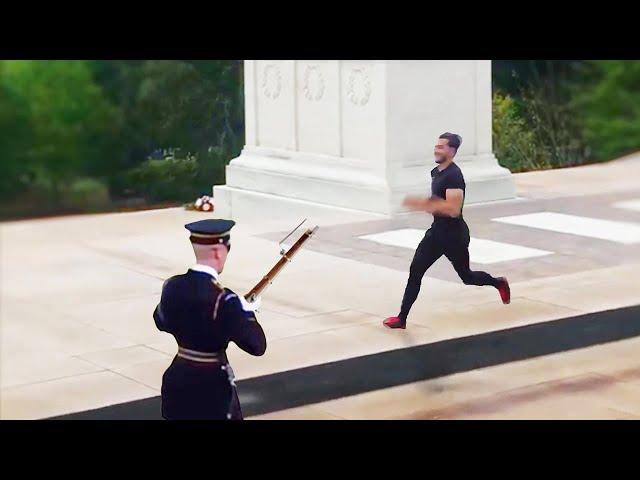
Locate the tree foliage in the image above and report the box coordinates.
[0,60,244,215]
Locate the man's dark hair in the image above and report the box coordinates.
[439,132,462,152]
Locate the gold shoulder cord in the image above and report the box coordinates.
[212,279,226,321]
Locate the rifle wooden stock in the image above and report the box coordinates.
[245,226,318,301]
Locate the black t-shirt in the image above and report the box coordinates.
[430,162,465,226]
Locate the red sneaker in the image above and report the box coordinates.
[497,277,511,304]
[383,316,406,329]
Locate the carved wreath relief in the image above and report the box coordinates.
[262,64,282,100]
[347,68,371,106]
[303,65,325,102]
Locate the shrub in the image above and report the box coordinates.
[61,177,111,211]
[124,156,199,203]
[493,92,546,172]
[519,84,588,169]
[493,88,588,173]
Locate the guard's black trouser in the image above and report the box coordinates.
[399,220,500,322]
[161,357,243,420]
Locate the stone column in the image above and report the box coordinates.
[213,60,515,218]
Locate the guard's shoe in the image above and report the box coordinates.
[383,316,406,329]
[497,277,511,304]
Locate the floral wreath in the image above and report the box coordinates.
[185,194,214,212]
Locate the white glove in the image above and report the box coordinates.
[239,295,261,313]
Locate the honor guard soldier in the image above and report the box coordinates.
[154,219,266,420]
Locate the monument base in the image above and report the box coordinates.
[213,149,516,219]
[212,185,390,223]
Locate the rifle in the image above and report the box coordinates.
[245,220,319,302]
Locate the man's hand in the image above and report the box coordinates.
[402,195,430,212]
[239,295,261,313]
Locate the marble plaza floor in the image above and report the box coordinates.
[2,153,640,420]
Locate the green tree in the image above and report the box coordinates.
[0,60,245,216]
[492,61,584,100]
[571,60,640,161]
[492,60,589,171]
[88,60,244,200]
[2,60,118,203]
[0,62,32,201]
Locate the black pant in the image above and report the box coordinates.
[161,357,243,420]
[399,221,500,321]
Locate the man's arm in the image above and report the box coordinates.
[219,292,267,356]
[403,188,464,217]
[153,280,171,332]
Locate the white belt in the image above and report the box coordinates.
[177,347,223,363]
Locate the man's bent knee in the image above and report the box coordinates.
[458,272,474,285]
